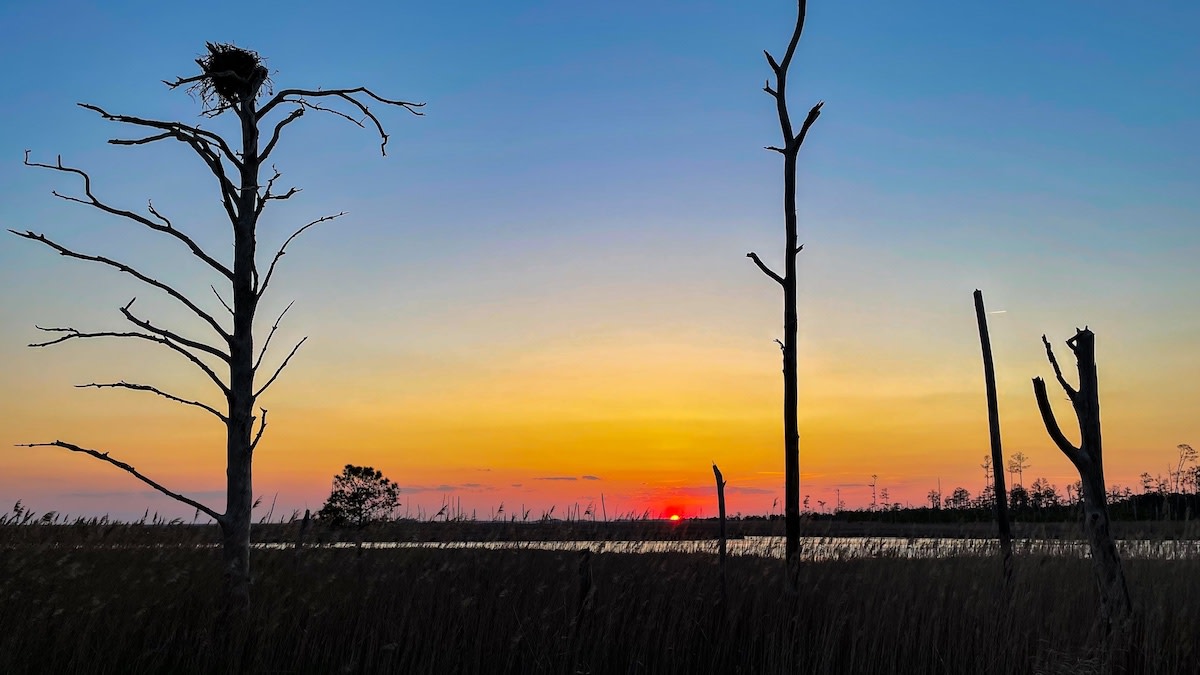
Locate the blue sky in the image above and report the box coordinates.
[1,1,1197,519]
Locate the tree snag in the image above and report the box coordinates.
[12,43,422,611]
[712,462,728,608]
[1032,328,1133,628]
[973,289,1013,582]
[746,0,823,586]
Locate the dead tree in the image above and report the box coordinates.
[746,0,823,583]
[11,43,422,610]
[1032,328,1133,626]
[712,462,728,608]
[973,289,1012,582]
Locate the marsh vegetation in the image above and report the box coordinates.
[3,513,1199,674]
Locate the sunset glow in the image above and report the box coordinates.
[0,2,1197,523]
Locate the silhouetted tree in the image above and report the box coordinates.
[12,43,422,610]
[1139,472,1154,495]
[1033,329,1132,627]
[1008,485,1030,512]
[977,483,996,510]
[318,465,401,528]
[1029,478,1061,510]
[1008,451,1031,488]
[1171,443,1196,493]
[945,487,971,510]
[712,462,728,607]
[979,455,993,494]
[927,489,942,510]
[974,289,1012,579]
[746,0,824,586]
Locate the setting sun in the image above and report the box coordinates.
[669,514,681,522]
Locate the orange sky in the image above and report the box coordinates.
[3,282,1197,522]
[2,3,1198,522]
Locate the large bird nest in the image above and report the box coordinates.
[190,42,270,111]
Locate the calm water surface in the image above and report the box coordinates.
[267,536,1200,560]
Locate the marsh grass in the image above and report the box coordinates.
[2,527,1199,674]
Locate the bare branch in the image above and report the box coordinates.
[795,244,805,255]
[765,0,809,146]
[75,105,242,216]
[1033,377,1085,467]
[258,87,425,156]
[287,98,363,127]
[110,131,174,146]
[764,50,781,75]
[163,72,207,90]
[76,381,227,421]
[29,324,230,396]
[1041,334,1078,401]
[254,337,307,399]
[255,301,295,372]
[250,408,268,453]
[264,187,299,204]
[776,0,808,77]
[16,440,223,523]
[145,200,171,227]
[746,252,784,286]
[764,146,786,154]
[22,152,234,280]
[260,108,305,162]
[78,103,242,171]
[211,285,233,315]
[255,167,300,217]
[792,101,824,151]
[8,229,231,342]
[119,298,230,363]
[257,212,345,298]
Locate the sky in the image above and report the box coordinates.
[1,1,1197,522]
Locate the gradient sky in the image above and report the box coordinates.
[1,1,1197,522]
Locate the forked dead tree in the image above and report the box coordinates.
[11,43,422,609]
[746,0,823,583]
[1032,328,1132,627]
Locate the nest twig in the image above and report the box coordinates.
[187,42,271,113]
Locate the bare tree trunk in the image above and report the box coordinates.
[973,290,1013,582]
[1033,329,1133,628]
[713,462,728,608]
[217,96,259,612]
[747,0,823,589]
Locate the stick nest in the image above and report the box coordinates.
[192,42,270,108]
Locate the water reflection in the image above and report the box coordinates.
[263,536,1200,561]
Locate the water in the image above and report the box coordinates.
[263,536,1200,561]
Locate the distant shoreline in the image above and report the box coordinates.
[6,516,1200,545]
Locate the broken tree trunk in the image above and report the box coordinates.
[1032,328,1132,627]
[713,462,728,608]
[973,290,1013,582]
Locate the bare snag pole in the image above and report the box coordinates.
[746,0,823,588]
[973,289,1013,582]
